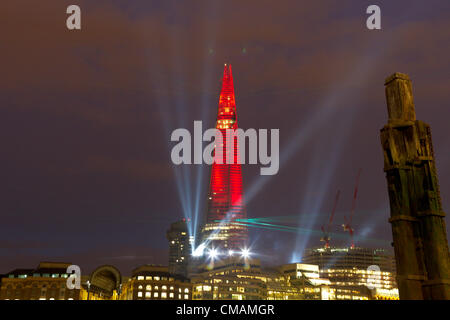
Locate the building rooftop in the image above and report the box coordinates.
[3,262,73,278]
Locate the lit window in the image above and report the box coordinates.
[170,286,174,290]
[161,292,167,298]
[138,285,143,290]
[138,292,143,297]
[145,292,151,298]
[146,276,152,280]
[162,286,167,290]
[137,276,144,280]
[184,288,189,293]
[154,292,159,298]
[154,277,160,281]
[146,285,151,291]
[154,286,158,290]
[169,293,174,298]
[184,294,188,299]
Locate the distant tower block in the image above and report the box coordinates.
[167,219,191,277]
[380,73,450,300]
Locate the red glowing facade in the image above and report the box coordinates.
[201,64,248,250]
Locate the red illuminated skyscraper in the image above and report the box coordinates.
[200,64,248,251]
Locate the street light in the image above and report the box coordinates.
[86,280,91,300]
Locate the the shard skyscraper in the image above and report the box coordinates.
[200,64,248,252]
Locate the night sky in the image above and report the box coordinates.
[1,0,450,275]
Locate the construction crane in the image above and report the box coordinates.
[343,168,362,249]
[321,190,341,248]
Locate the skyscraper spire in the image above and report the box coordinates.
[220,64,234,98]
[200,64,248,251]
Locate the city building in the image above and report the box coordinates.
[0,262,80,300]
[200,64,248,251]
[191,257,266,300]
[302,247,398,300]
[2,257,398,300]
[190,256,332,300]
[303,247,396,272]
[0,262,123,300]
[120,265,191,300]
[84,265,123,300]
[166,219,191,277]
[274,263,334,300]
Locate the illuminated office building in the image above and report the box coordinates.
[200,64,248,251]
[191,257,266,300]
[274,263,334,300]
[120,265,191,300]
[167,219,191,277]
[191,256,332,300]
[302,247,398,300]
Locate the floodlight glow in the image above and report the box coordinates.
[192,243,206,257]
[208,248,219,260]
[241,248,251,259]
[228,250,234,256]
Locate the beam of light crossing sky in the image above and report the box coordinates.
[232,219,389,246]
